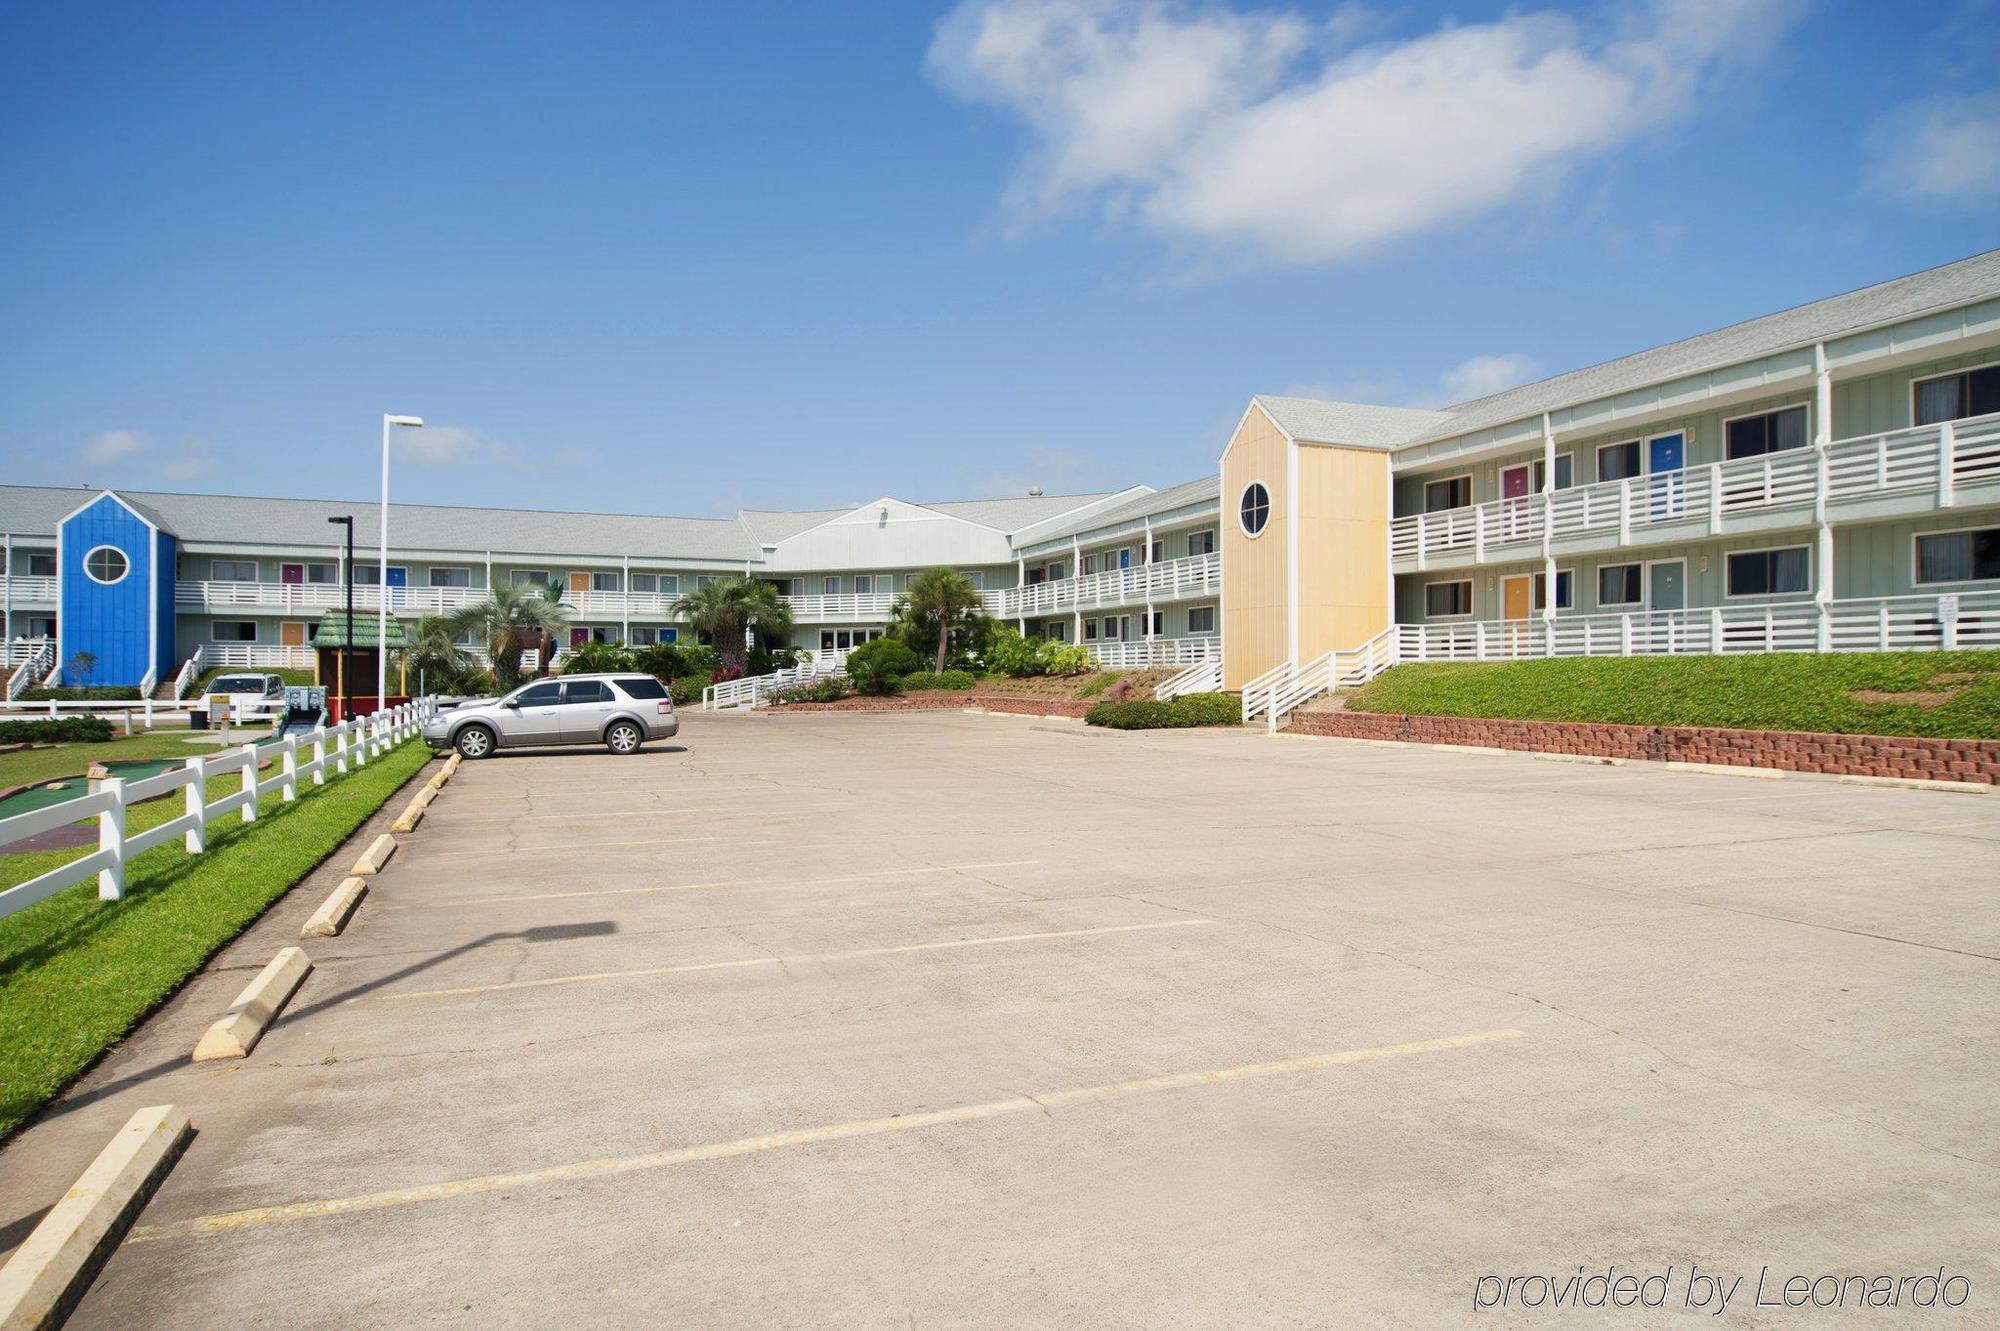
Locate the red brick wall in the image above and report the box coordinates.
[1286,710,2000,784]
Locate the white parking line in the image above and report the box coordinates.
[402,860,1045,909]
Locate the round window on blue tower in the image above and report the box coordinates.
[84,545,130,585]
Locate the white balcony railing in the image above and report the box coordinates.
[1391,411,2000,569]
[177,582,487,614]
[1397,591,2000,662]
[1085,635,1221,669]
[203,644,315,668]
[1,575,58,603]
[1001,552,1220,618]
[5,637,54,701]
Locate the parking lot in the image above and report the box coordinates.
[3,706,1998,1326]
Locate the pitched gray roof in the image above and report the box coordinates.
[0,486,762,562]
[736,491,1118,547]
[1017,476,1220,547]
[1253,396,1454,448]
[1406,246,2000,445]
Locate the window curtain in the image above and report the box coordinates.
[1774,406,1808,451]
[1918,532,1973,583]
[1916,377,1963,427]
[1771,547,1809,593]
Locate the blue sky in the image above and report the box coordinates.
[2,0,1995,519]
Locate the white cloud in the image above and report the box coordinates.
[1437,353,1543,404]
[83,429,144,463]
[157,446,215,480]
[1864,91,2000,206]
[396,424,596,473]
[928,0,1802,263]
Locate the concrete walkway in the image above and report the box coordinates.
[2,708,1996,1326]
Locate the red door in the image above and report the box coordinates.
[1501,465,1532,540]
[281,564,304,584]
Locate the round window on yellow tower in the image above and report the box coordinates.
[1238,482,1270,537]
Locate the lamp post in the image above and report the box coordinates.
[378,414,424,710]
[327,515,353,721]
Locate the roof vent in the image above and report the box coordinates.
[1027,486,1043,497]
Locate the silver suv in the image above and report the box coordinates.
[422,673,679,759]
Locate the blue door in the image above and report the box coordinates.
[1647,433,1685,520]
[384,564,406,610]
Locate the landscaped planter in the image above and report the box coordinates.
[1286,709,2000,784]
[755,693,1091,719]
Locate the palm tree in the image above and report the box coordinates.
[894,568,989,673]
[670,577,793,670]
[445,583,572,689]
[405,615,475,693]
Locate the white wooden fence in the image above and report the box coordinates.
[0,699,436,923]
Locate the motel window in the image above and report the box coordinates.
[964,570,984,589]
[1424,581,1472,617]
[429,568,470,588]
[1725,405,1809,459]
[1726,547,1810,597]
[1915,527,2000,584]
[83,546,129,585]
[1598,564,1643,606]
[855,575,876,595]
[1149,540,1164,563]
[211,621,257,642]
[1532,570,1574,611]
[306,563,337,584]
[1914,365,2000,426]
[28,553,56,577]
[697,575,718,590]
[353,566,405,585]
[1046,562,1067,581]
[822,576,840,595]
[1597,441,1642,482]
[1083,618,1097,640]
[1082,553,1099,575]
[511,570,553,588]
[211,559,257,582]
[1187,606,1215,633]
[591,572,621,592]
[1422,477,1470,512]
[1188,529,1216,556]
[27,617,57,639]
[1532,455,1574,491]
[631,573,672,594]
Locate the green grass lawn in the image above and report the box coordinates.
[0,739,430,1140]
[193,666,315,690]
[1344,650,2000,739]
[0,730,223,794]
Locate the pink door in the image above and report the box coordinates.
[1501,465,1532,540]
[281,564,304,584]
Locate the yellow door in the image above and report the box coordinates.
[280,621,307,647]
[569,571,591,595]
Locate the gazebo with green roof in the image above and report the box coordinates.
[312,610,412,712]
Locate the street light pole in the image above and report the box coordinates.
[378,414,424,710]
[327,515,353,721]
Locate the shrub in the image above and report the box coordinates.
[985,627,1093,679]
[1077,671,1122,699]
[0,717,115,744]
[1085,692,1240,730]
[845,638,921,695]
[669,674,711,706]
[19,686,140,702]
[563,640,633,674]
[1039,642,1092,677]
[772,678,853,704]
[631,642,686,681]
[898,670,976,692]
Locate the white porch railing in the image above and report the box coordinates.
[1397,591,2000,661]
[703,652,850,710]
[1391,410,2000,569]
[203,644,314,668]
[1,575,58,603]
[0,698,436,922]
[1248,628,1400,730]
[172,646,205,700]
[1155,657,1223,700]
[1086,635,1221,669]
[1000,552,1220,618]
[177,581,484,614]
[5,638,54,701]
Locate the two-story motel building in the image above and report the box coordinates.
[4,249,1997,713]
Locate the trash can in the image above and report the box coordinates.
[191,708,209,729]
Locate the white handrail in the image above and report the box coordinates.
[5,637,53,701]
[703,651,850,710]
[1155,657,1223,700]
[172,645,205,700]
[0,696,439,922]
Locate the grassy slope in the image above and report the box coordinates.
[1344,651,2000,739]
[0,740,429,1139]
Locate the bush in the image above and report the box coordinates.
[19,686,140,702]
[1040,642,1092,676]
[985,627,1093,678]
[897,670,976,692]
[669,674,711,706]
[1085,692,1240,730]
[563,640,633,674]
[772,678,854,704]
[0,717,115,744]
[845,638,921,695]
[631,642,686,681]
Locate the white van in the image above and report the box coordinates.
[207,673,286,721]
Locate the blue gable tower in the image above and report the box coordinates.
[57,491,178,690]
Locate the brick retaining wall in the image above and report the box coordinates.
[1285,710,2000,784]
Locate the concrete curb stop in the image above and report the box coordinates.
[192,948,313,1062]
[1838,773,1990,794]
[1532,752,1626,766]
[300,877,368,939]
[1665,761,1788,780]
[351,834,397,876]
[0,1105,192,1330]
[390,795,428,834]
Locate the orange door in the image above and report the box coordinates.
[1502,576,1531,621]
[569,571,591,595]
[280,621,307,647]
